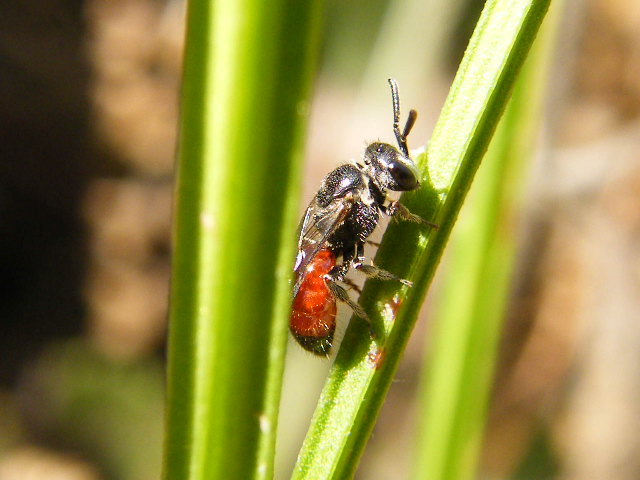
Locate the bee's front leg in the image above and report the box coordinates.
[385,201,438,229]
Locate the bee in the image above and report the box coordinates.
[290,78,434,355]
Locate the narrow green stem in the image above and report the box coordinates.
[411,4,561,478]
[293,0,551,478]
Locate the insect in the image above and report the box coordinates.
[290,78,435,356]
[289,248,338,354]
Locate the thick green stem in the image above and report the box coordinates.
[163,1,321,479]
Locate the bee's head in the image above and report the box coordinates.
[363,78,422,192]
[364,142,421,192]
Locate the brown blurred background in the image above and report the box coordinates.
[1,0,639,479]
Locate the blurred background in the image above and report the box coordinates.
[1,0,639,479]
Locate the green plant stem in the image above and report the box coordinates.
[163,1,321,479]
[411,4,561,478]
[292,0,551,478]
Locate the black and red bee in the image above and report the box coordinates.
[290,78,434,355]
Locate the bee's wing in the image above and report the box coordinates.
[292,195,352,298]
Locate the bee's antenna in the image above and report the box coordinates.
[388,78,417,157]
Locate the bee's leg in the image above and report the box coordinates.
[385,201,439,229]
[325,280,369,325]
[366,239,381,248]
[327,247,354,283]
[324,245,375,336]
[357,264,413,287]
[353,242,413,287]
[342,278,362,294]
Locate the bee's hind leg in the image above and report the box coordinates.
[325,279,369,324]
[342,278,362,294]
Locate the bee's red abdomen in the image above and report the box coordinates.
[290,249,337,355]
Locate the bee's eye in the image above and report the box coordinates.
[388,161,419,191]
